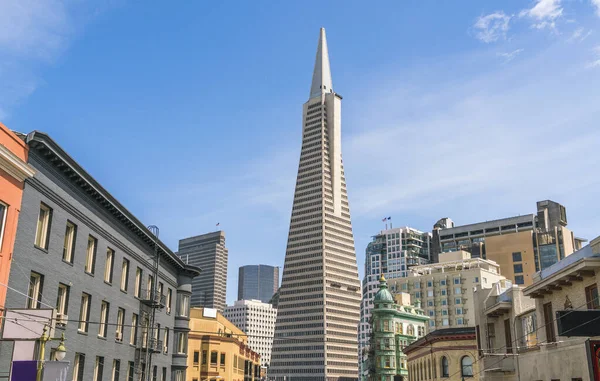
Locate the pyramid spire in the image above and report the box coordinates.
[310,28,333,98]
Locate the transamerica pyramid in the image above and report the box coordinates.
[269,28,361,381]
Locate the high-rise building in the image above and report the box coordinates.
[238,264,280,303]
[178,231,228,311]
[433,200,586,287]
[270,28,361,381]
[359,227,432,378]
[388,251,506,332]
[223,299,277,367]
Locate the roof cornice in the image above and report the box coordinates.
[0,143,35,182]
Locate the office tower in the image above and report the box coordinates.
[0,131,200,381]
[178,231,228,312]
[223,299,277,367]
[388,251,505,332]
[270,28,361,381]
[433,200,585,287]
[359,227,432,378]
[238,265,280,303]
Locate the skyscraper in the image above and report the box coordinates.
[178,231,228,311]
[270,28,361,381]
[238,264,280,303]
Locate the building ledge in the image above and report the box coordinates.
[524,256,600,298]
[485,301,512,317]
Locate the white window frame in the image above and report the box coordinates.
[178,294,189,318]
[455,287,462,295]
[85,236,97,274]
[98,301,109,338]
[134,268,142,298]
[93,356,103,381]
[78,293,90,332]
[120,258,129,292]
[116,308,125,342]
[27,272,43,309]
[63,221,76,263]
[130,313,138,345]
[35,203,51,249]
[72,353,84,381]
[104,248,114,283]
[166,288,172,314]
[0,201,7,252]
[177,332,187,354]
[56,283,69,321]
[163,327,169,353]
[111,359,120,381]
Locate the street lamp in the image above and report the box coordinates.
[36,325,67,381]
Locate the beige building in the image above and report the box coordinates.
[473,239,600,381]
[473,280,536,381]
[389,251,505,331]
[403,327,480,381]
[434,200,586,287]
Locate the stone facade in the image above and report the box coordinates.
[403,327,480,381]
[367,276,428,381]
[0,131,200,381]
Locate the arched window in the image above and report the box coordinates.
[461,356,474,377]
[441,356,449,377]
[428,358,431,379]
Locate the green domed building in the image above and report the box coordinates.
[367,275,429,381]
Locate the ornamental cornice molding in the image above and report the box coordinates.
[0,144,35,182]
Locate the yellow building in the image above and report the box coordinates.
[187,307,260,381]
[403,327,479,381]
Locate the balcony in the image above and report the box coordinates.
[142,337,163,353]
[482,355,516,374]
[140,288,166,308]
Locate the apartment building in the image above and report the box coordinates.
[434,200,585,286]
[0,123,35,318]
[389,251,505,331]
[0,131,201,381]
[223,299,277,367]
[360,226,432,378]
[187,307,261,381]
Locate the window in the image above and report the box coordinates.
[78,293,91,332]
[85,236,97,274]
[127,362,134,381]
[504,319,513,353]
[202,350,207,365]
[163,328,169,353]
[99,301,109,338]
[178,294,190,317]
[166,289,172,314]
[442,309,448,316]
[441,289,447,296]
[456,307,463,315]
[130,313,138,345]
[455,298,462,304]
[427,290,434,297]
[152,366,157,381]
[442,318,449,326]
[512,252,522,262]
[585,284,599,309]
[116,308,125,342]
[177,332,187,354]
[135,267,142,298]
[63,221,76,263]
[210,351,218,365]
[543,302,556,343]
[73,353,85,381]
[120,259,129,292]
[515,275,525,285]
[161,368,166,381]
[27,272,44,309]
[440,279,447,286]
[457,317,464,325]
[461,356,473,377]
[94,356,104,381]
[441,356,449,377]
[56,283,69,324]
[454,287,462,295]
[427,281,433,287]
[112,359,120,381]
[513,264,523,274]
[415,291,421,298]
[158,282,163,302]
[146,275,153,299]
[105,248,115,283]
[193,351,200,365]
[0,202,6,251]
[441,299,447,306]
[427,300,434,307]
[220,353,225,367]
[35,203,52,249]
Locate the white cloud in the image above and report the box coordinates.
[586,46,600,68]
[473,12,511,43]
[519,0,563,30]
[592,0,600,17]
[497,48,524,62]
[568,27,593,43]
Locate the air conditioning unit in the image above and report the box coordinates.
[116,331,123,341]
[163,344,168,353]
[56,313,68,325]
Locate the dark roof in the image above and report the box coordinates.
[25,131,200,276]
[403,327,476,354]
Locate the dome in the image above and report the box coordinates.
[374,274,394,303]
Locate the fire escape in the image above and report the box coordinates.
[134,226,165,381]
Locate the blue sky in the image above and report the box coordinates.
[1,0,599,304]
